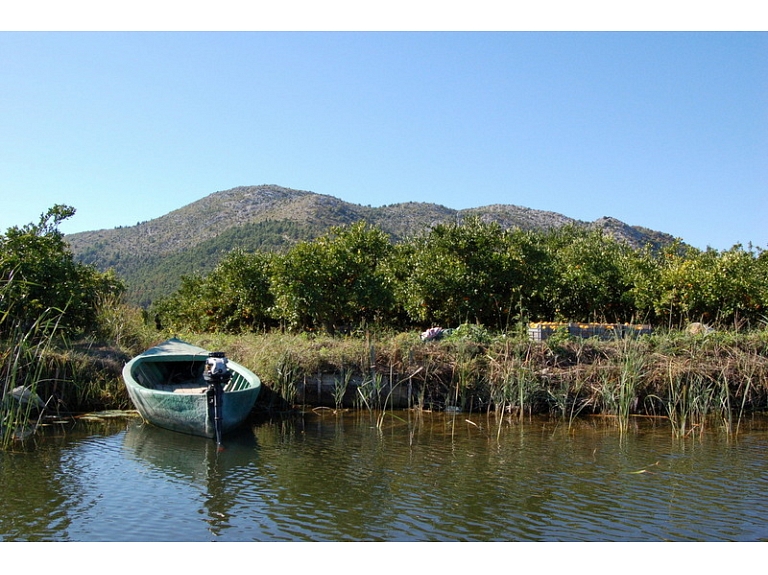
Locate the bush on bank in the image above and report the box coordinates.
[1,207,138,445]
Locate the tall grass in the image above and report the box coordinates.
[1,307,64,449]
[615,336,646,434]
[487,346,537,420]
[1,282,155,449]
[333,367,353,410]
[732,349,760,435]
[54,319,767,435]
[273,350,301,407]
[642,330,768,437]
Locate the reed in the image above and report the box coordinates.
[655,334,737,437]
[356,371,385,411]
[554,364,592,430]
[449,347,473,412]
[1,307,64,449]
[733,350,758,435]
[616,337,645,433]
[273,350,301,406]
[93,292,155,353]
[484,340,534,441]
[666,371,718,437]
[332,367,353,410]
[586,336,644,433]
[494,361,537,419]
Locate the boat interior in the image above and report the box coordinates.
[132,360,253,394]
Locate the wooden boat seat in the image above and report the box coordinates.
[226,372,252,392]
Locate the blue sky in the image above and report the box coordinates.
[1,28,765,250]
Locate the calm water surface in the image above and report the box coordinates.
[2,410,767,541]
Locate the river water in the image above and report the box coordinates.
[2,410,768,542]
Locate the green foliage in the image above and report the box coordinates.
[653,243,767,328]
[0,205,125,337]
[394,217,526,328]
[1,312,61,448]
[146,216,767,336]
[444,322,494,344]
[1,206,128,446]
[542,226,639,322]
[270,222,394,332]
[153,250,275,333]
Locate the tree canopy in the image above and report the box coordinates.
[151,216,768,334]
[0,205,125,337]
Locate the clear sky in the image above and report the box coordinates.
[1,15,766,250]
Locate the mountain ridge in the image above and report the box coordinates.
[66,184,678,306]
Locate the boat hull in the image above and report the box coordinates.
[122,339,261,439]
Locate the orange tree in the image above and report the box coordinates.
[540,226,644,323]
[270,222,394,332]
[152,249,275,333]
[505,228,557,322]
[149,218,768,334]
[391,217,528,329]
[654,243,767,328]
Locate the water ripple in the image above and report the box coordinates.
[3,414,768,541]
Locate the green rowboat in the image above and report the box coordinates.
[122,338,261,441]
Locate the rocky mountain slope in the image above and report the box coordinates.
[66,184,677,306]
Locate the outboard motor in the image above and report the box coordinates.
[204,352,230,447]
[204,351,231,384]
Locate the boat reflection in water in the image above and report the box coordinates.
[122,419,261,539]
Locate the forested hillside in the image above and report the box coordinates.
[66,185,677,307]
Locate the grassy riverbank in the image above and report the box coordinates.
[3,322,768,441]
[183,326,768,434]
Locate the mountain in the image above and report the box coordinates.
[65,184,678,307]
